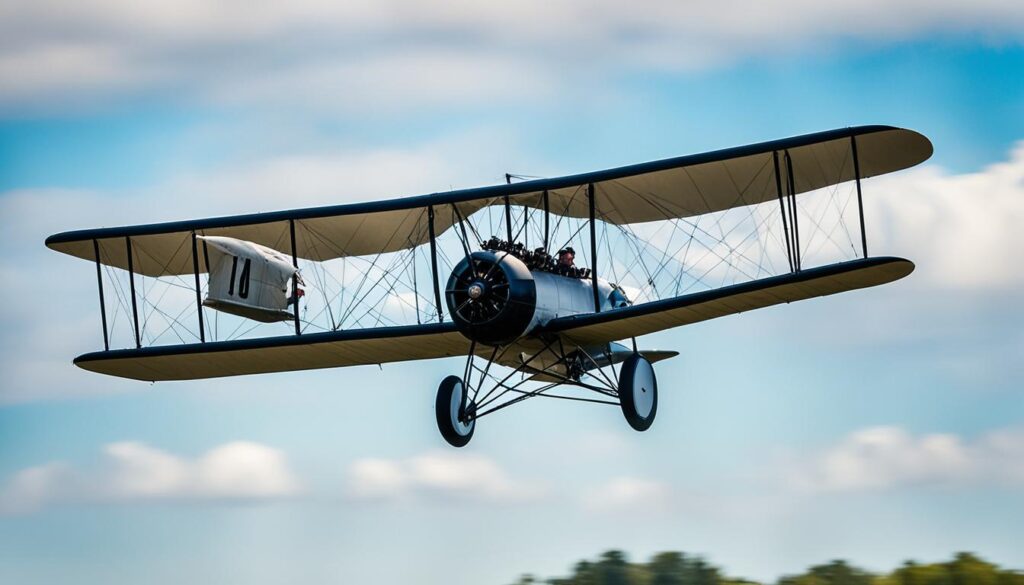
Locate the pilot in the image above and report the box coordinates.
[558,247,576,267]
[557,247,576,275]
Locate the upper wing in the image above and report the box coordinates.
[46,126,931,277]
[45,201,493,277]
[74,322,469,381]
[540,257,914,346]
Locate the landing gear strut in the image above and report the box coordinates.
[433,341,661,446]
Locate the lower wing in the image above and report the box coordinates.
[540,256,913,346]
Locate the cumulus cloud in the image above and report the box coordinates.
[347,451,545,504]
[721,142,1024,372]
[2,0,1023,113]
[0,441,301,515]
[792,426,1024,492]
[869,141,1024,291]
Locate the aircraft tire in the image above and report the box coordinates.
[618,354,658,432]
[435,375,475,447]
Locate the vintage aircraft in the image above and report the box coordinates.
[47,125,932,446]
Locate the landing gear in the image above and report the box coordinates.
[433,341,664,445]
[435,375,475,447]
[618,354,657,431]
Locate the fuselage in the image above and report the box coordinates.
[445,251,630,347]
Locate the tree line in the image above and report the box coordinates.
[508,551,1023,585]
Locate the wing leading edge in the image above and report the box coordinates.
[540,257,914,346]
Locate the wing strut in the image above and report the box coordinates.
[503,193,513,242]
[289,220,301,335]
[190,231,205,343]
[784,151,802,272]
[523,206,529,249]
[852,135,869,259]
[542,189,550,251]
[427,205,444,323]
[773,151,795,273]
[125,236,141,348]
[588,182,600,313]
[93,239,110,351]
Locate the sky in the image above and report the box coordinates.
[1,1,1023,583]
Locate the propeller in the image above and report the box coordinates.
[447,254,511,324]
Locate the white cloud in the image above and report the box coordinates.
[580,476,672,513]
[347,451,545,504]
[869,141,1024,291]
[2,0,1023,113]
[0,441,301,515]
[792,425,1024,492]
[717,141,1024,369]
[0,463,76,516]
[202,50,559,114]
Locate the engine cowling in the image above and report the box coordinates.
[446,251,537,345]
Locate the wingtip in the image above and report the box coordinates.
[867,255,916,283]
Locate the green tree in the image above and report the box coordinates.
[779,560,873,585]
[648,551,690,585]
[511,548,1023,585]
[949,552,1000,585]
[885,553,1024,585]
[595,550,632,585]
[886,560,949,585]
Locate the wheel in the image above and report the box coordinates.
[435,375,475,447]
[618,354,657,431]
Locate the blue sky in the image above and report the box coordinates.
[1,2,1023,583]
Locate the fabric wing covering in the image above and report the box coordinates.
[46,126,931,277]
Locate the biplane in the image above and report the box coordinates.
[46,125,932,446]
